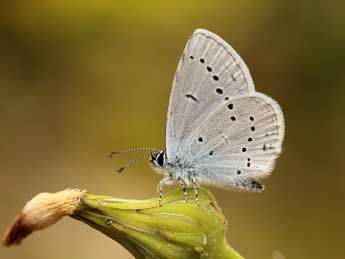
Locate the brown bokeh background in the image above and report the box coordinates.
[1,1,344,259]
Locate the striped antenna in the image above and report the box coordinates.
[108,147,159,157]
[116,153,152,173]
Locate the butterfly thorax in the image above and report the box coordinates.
[150,151,194,184]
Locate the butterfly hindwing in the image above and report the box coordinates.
[186,93,284,189]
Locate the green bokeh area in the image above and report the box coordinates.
[1,1,344,259]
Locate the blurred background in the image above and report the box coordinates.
[1,1,344,259]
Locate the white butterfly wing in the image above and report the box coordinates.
[166,29,256,162]
[187,93,285,189]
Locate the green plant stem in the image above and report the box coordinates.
[220,243,245,259]
[72,188,245,259]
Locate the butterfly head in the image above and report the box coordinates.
[150,150,167,169]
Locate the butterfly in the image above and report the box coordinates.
[110,29,285,206]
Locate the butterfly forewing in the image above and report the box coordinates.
[166,29,256,162]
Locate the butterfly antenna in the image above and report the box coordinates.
[116,153,152,173]
[108,147,159,157]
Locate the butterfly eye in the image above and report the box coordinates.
[157,151,165,167]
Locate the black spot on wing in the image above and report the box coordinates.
[250,180,264,191]
[212,75,219,81]
[216,88,223,94]
[236,179,264,191]
[185,94,197,102]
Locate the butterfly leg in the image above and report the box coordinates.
[177,176,188,203]
[191,176,199,206]
[158,175,174,207]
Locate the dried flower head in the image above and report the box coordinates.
[3,188,86,246]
